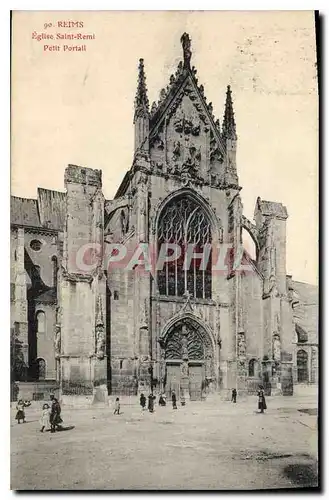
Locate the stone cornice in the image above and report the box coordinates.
[11,224,59,236]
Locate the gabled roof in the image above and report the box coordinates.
[255,197,288,219]
[148,62,226,156]
[146,33,229,156]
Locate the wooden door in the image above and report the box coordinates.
[189,364,204,401]
[165,363,180,399]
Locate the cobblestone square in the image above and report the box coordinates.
[11,394,318,490]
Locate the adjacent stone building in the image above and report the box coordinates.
[10,34,318,403]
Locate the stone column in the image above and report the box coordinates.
[14,228,28,375]
[134,169,152,393]
[180,326,189,397]
[280,297,294,395]
[60,165,107,407]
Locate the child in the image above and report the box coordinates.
[40,403,50,432]
[140,393,146,410]
[114,397,120,415]
[15,400,26,424]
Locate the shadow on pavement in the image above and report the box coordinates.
[45,426,75,432]
[283,463,318,488]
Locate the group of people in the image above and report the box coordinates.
[139,391,181,412]
[231,385,267,413]
[15,394,63,433]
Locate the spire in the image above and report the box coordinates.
[134,58,149,123]
[222,85,237,140]
[180,32,192,69]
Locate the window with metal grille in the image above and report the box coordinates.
[297,349,308,383]
[157,196,212,299]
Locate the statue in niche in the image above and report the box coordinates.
[181,33,192,67]
[272,333,281,362]
[96,321,105,360]
[181,360,189,378]
[191,121,200,136]
[172,140,181,160]
[205,352,213,377]
[237,331,246,358]
[182,145,200,178]
[173,108,184,133]
[54,324,61,359]
[181,325,189,360]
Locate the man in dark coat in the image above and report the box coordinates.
[257,385,267,413]
[148,393,155,413]
[172,391,177,409]
[231,388,237,403]
[49,394,63,432]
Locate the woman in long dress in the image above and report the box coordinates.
[15,400,26,424]
[40,403,50,432]
[257,385,267,413]
[172,391,177,410]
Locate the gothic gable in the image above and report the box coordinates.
[149,71,226,185]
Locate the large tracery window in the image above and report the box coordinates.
[157,196,212,299]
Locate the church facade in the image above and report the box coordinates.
[10,34,318,403]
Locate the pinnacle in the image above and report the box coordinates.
[222,85,237,140]
[134,58,149,121]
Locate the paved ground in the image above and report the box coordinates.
[11,394,318,490]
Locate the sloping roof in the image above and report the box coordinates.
[37,188,66,230]
[11,189,66,231]
[11,196,42,227]
[34,287,57,304]
[295,323,309,343]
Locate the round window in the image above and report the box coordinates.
[30,239,42,251]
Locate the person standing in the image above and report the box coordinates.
[159,394,166,406]
[15,400,26,424]
[140,393,146,410]
[172,391,177,409]
[114,397,120,415]
[231,388,237,403]
[40,403,50,432]
[49,394,62,433]
[148,393,155,413]
[257,385,267,413]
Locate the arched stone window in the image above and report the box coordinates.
[36,311,45,334]
[248,358,257,377]
[157,196,212,299]
[297,349,308,383]
[37,358,46,380]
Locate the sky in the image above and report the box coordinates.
[11,11,318,285]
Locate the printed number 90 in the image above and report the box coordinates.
[44,22,53,29]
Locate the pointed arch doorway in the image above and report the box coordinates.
[160,316,215,401]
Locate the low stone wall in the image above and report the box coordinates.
[14,380,59,402]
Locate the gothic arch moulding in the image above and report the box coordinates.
[152,188,223,242]
[159,312,216,355]
[158,313,216,379]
